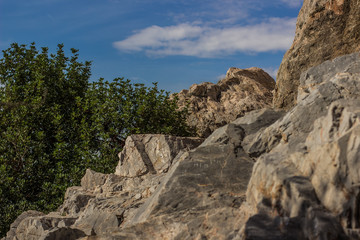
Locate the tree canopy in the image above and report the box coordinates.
[0,43,195,237]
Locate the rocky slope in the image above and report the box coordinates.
[273,0,360,110]
[4,52,360,239]
[4,0,360,238]
[175,67,275,137]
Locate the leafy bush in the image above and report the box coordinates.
[0,43,195,237]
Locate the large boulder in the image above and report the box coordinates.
[176,67,275,137]
[115,134,203,177]
[3,211,84,240]
[273,0,360,109]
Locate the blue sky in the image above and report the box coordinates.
[0,0,302,93]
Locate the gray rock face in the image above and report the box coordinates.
[116,135,254,239]
[245,53,360,239]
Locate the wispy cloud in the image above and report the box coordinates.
[168,0,301,25]
[113,18,296,58]
[168,0,250,25]
[280,0,303,8]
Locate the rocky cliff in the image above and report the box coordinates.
[273,0,360,109]
[175,67,275,137]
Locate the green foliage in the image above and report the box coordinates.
[0,43,195,237]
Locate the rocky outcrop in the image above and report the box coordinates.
[2,108,285,240]
[273,0,360,109]
[245,52,360,239]
[175,67,275,137]
[115,134,204,177]
[4,52,360,239]
[3,135,203,240]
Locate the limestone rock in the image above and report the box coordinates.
[175,67,275,137]
[3,211,44,240]
[4,212,84,240]
[244,53,360,239]
[274,0,360,109]
[97,107,282,239]
[58,186,96,217]
[3,135,203,240]
[246,53,360,160]
[3,108,286,239]
[100,118,257,239]
[115,134,203,177]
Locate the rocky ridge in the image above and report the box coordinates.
[175,67,275,138]
[274,0,360,109]
[4,52,360,239]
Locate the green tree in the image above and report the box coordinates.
[0,43,195,237]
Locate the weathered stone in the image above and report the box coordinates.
[81,169,107,192]
[274,0,360,109]
[4,134,206,239]
[4,211,44,240]
[244,53,360,239]
[4,213,80,240]
[245,53,360,160]
[72,197,125,236]
[58,187,95,217]
[176,67,275,137]
[200,108,284,147]
[115,134,203,177]
[297,100,360,229]
[108,123,255,239]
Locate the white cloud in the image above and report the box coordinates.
[114,24,203,51]
[113,18,296,58]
